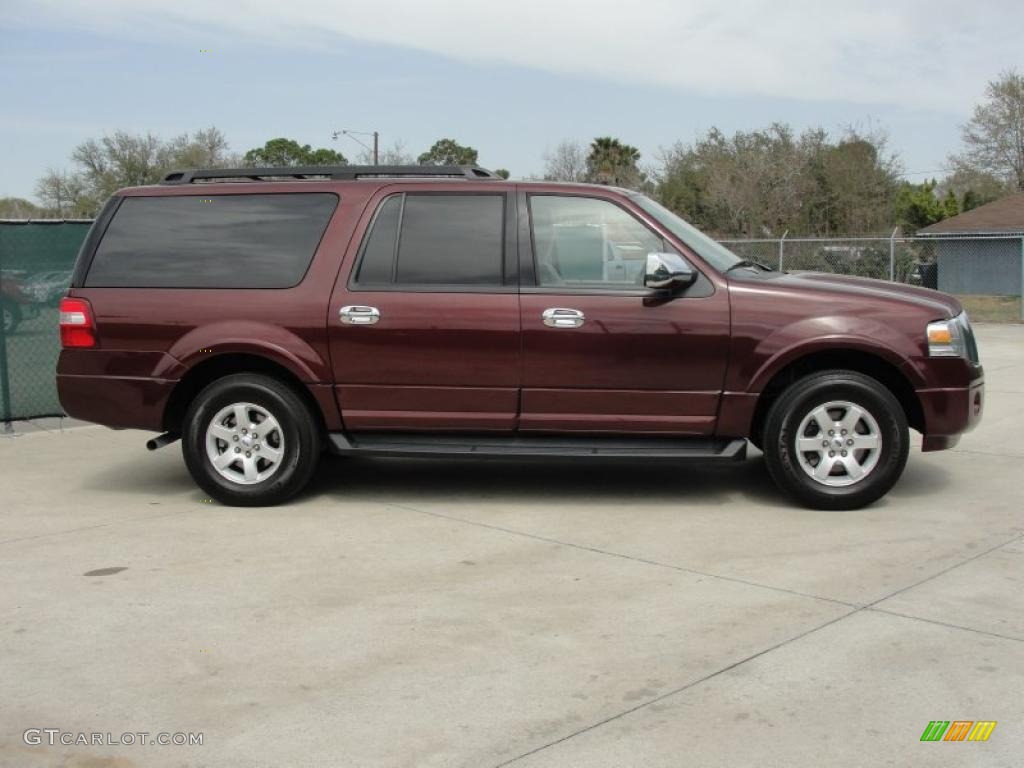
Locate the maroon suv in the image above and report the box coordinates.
[57,165,984,509]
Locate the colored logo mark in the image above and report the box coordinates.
[920,721,996,742]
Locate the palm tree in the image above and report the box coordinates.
[586,137,642,187]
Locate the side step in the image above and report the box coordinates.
[328,433,747,462]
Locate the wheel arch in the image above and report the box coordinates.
[749,349,924,447]
[163,353,329,437]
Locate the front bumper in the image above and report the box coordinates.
[917,373,984,452]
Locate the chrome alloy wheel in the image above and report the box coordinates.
[205,402,285,485]
[794,400,882,487]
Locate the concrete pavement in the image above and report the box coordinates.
[1,325,1022,767]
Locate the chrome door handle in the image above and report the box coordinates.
[339,305,380,325]
[542,308,585,328]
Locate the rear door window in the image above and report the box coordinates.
[355,195,401,285]
[354,193,505,288]
[85,193,338,288]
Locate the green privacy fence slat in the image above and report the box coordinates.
[0,221,92,421]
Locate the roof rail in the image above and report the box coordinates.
[159,165,502,185]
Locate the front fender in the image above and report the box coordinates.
[739,315,926,393]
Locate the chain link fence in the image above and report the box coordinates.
[721,234,1024,322]
[0,221,91,422]
[720,234,1023,287]
[721,235,926,282]
[0,221,1021,422]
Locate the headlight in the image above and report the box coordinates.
[927,314,968,358]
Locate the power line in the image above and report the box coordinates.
[902,168,953,177]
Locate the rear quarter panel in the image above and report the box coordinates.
[58,182,374,431]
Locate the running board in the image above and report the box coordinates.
[328,433,747,462]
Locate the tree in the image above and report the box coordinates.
[243,138,346,167]
[493,168,511,179]
[0,197,48,218]
[654,146,717,230]
[354,140,415,166]
[655,124,900,236]
[951,69,1024,190]
[808,129,901,235]
[543,140,587,182]
[941,188,960,218]
[34,171,85,218]
[418,138,478,166]
[656,124,816,236]
[35,127,235,217]
[163,127,233,169]
[893,180,946,232]
[961,189,988,212]
[586,136,642,188]
[939,167,1009,212]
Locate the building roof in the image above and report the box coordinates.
[918,192,1024,235]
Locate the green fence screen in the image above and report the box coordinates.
[0,221,92,421]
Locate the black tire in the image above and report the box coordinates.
[2,299,21,335]
[762,370,908,510]
[182,374,320,506]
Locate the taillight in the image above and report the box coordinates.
[59,297,97,348]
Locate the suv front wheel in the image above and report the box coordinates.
[762,370,909,510]
[182,373,320,506]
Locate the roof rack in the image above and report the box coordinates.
[160,165,502,185]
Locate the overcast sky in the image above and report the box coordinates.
[3,0,1021,200]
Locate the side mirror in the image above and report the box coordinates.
[645,252,697,291]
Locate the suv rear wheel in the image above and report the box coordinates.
[762,370,908,510]
[182,374,320,506]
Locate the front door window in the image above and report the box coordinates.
[529,195,671,288]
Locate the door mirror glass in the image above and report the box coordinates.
[644,252,696,291]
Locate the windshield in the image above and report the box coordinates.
[629,193,744,272]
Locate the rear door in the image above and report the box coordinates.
[328,185,520,432]
[518,190,731,435]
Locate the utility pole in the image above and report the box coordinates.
[889,227,898,282]
[332,129,380,165]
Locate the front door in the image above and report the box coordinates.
[518,191,730,435]
[328,186,519,432]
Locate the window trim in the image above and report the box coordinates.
[348,191,513,293]
[521,191,713,298]
[71,194,124,288]
[83,191,339,290]
[349,193,403,287]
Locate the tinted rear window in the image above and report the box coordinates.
[396,195,503,285]
[85,193,337,288]
[355,195,401,285]
[353,193,505,287]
